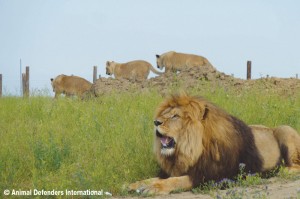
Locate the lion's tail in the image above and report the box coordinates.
[149,64,164,75]
[273,125,300,170]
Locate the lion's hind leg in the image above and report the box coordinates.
[273,125,300,173]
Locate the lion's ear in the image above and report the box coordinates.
[156,54,160,58]
[187,100,208,121]
[198,104,208,121]
[202,105,208,120]
[50,78,54,82]
[106,61,110,66]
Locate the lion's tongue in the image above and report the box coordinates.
[160,136,171,146]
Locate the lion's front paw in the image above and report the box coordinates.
[128,178,170,195]
[138,184,170,195]
[129,184,169,195]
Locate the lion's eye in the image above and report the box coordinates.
[171,114,179,119]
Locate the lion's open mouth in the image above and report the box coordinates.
[156,130,176,149]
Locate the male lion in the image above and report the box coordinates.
[129,94,300,195]
[50,74,92,99]
[156,51,215,73]
[106,60,163,81]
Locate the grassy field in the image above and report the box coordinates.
[0,84,299,198]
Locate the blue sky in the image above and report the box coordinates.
[0,0,299,95]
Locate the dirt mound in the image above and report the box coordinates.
[92,66,300,96]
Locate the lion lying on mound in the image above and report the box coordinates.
[50,74,92,99]
[156,51,215,73]
[129,94,300,195]
[106,60,163,81]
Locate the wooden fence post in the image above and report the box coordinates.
[0,74,2,97]
[25,66,29,97]
[247,61,251,80]
[22,73,26,96]
[22,66,30,97]
[93,66,97,83]
[296,74,298,79]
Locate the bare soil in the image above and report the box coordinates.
[93,67,300,198]
[112,178,300,199]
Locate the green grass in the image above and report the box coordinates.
[0,83,299,198]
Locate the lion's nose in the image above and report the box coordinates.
[154,120,163,126]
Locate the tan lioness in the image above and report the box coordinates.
[50,74,92,99]
[156,51,214,73]
[106,60,163,81]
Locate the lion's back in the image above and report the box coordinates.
[53,75,92,95]
[161,51,213,71]
[65,76,92,92]
[117,60,151,80]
